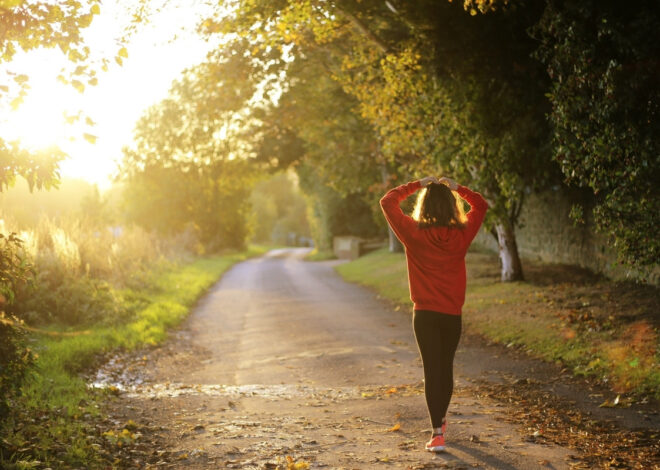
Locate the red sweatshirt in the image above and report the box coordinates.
[380,181,489,315]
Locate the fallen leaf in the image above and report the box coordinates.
[387,423,401,432]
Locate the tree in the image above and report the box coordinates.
[207,0,557,280]
[248,44,389,251]
[249,172,310,245]
[329,2,554,280]
[534,0,660,269]
[119,41,263,250]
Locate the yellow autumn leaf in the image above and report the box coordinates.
[10,96,23,110]
[285,456,310,470]
[118,47,128,58]
[387,423,401,432]
[90,3,100,15]
[71,79,85,93]
[83,133,97,144]
[0,0,23,8]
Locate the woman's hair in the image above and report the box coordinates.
[412,183,467,229]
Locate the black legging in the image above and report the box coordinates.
[412,309,462,428]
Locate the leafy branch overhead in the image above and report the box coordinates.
[197,0,658,273]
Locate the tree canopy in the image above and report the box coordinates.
[191,0,658,275]
[194,0,561,279]
[534,0,660,267]
[118,40,266,250]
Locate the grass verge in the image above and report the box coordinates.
[304,248,336,261]
[1,246,269,469]
[335,247,660,400]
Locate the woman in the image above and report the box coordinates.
[380,175,488,452]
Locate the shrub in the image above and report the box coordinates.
[0,233,35,418]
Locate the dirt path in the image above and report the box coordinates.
[95,248,653,469]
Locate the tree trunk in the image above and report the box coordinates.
[378,163,403,253]
[388,227,403,253]
[494,220,524,281]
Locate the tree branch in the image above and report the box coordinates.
[332,4,390,54]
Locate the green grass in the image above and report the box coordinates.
[335,248,409,304]
[304,248,336,261]
[1,246,269,468]
[335,247,660,399]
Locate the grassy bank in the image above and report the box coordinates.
[336,248,660,399]
[304,249,336,261]
[1,246,268,469]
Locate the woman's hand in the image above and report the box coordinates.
[418,176,439,187]
[439,177,459,191]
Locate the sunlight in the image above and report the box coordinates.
[3,50,82,150]
[1,0,215,188]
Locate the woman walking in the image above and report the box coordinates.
[380,175,488,452]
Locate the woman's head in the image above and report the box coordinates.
[412,182,466,229]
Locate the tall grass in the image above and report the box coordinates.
[1,215,199,326]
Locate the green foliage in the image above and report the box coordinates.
[0,312,35,420]
[534,0,660,267]
[120,43,262,251]
[249,172,310,245]
[1,0,98,64]
[0,232,33,304]
[0,0,123,413]
[0,141,65,193]
[249,46,386,249]
[0,214,195,327]
[335,247,410,305]
[0,233,35,418]
[121,159,254,251]
[203,0,561,280]
[12,275,122,327]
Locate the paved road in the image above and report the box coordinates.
[104,248,576,469]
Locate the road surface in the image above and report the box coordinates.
[101,248,578,469]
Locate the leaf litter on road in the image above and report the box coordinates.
[473,379,660,469]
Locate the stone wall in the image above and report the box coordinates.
[473,187,652,281]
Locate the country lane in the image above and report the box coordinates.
[100,248,576,469]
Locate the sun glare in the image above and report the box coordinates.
[5,76,81,151]
[1,1,215,189]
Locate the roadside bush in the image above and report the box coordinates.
[0,233,35,418]
[0,314,34,419]
[0,215,197,327]
[11,274,123,326]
